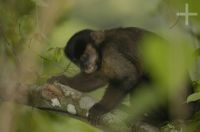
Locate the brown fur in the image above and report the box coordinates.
[48,27,166,124]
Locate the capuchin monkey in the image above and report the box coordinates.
[48,27,200,125]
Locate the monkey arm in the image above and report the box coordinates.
[98,86,127,111]
[88,79,134,124]
[48,73,107,92]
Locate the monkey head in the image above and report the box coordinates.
[64,29,105,74]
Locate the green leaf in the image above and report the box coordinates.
[31,0,48,7]
[47,47,55,52]
[55,47,63,62]
[194,48,200,56]
[187,92,200,103]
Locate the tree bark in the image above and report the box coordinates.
[0,82,160,132]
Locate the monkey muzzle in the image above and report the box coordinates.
[80,62,97,74]
[83,64,97,74]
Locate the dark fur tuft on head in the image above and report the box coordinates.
[64,29,93,62]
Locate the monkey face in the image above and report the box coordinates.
[79,44,99,74]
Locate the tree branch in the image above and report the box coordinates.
[0,83,160,132]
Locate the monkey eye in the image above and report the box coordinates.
[80,55,88,62]
[72,58,79,64]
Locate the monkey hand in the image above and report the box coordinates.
[88,103,108,125]
[47,74,69,85]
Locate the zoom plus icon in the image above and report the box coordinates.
[176,3,198,25]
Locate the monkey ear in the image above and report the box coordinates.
[90,31,105,45]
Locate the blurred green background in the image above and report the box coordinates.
[0,0,200,132]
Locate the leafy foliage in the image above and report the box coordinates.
[0,0,200,131]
